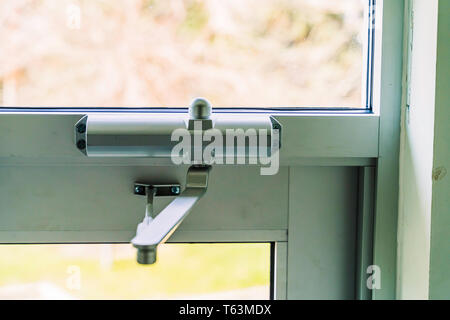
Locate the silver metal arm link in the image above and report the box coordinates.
[131,165,211,264]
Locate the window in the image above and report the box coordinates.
[0,0,405,300]
[0,243,270,299]
[0,0,366,108]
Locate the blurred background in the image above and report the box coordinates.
[0,0,365,107]
[0,0,366,299]
[0,243,270,299]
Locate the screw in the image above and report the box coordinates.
[170,186,180,195]
[134,185,144,194]
[76,123,86,134]
[76,139,86,150]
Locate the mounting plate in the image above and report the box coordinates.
[133,183,181,197]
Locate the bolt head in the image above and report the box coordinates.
[76,139,86,150]
[170,186,180,195]
[76,123,86,134]
[134,185,145,195]
[189,97,212,120]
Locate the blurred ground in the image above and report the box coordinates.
[0,243,270,299]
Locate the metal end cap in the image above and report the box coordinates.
[136,247,157,265]
[189,97,212,120]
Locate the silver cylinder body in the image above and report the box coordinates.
[75,113,280,161]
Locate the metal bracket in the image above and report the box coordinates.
[133,184,181,220]
[131,165,211,264]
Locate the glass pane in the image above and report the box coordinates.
[0,243,270,299]
[0,0,365,108]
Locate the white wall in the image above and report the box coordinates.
[397,0,438,299]
[429,0,450,300]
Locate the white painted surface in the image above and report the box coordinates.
[397,0,438,300]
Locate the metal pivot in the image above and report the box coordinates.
[131,165,211,264]
[187,97,213,130]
